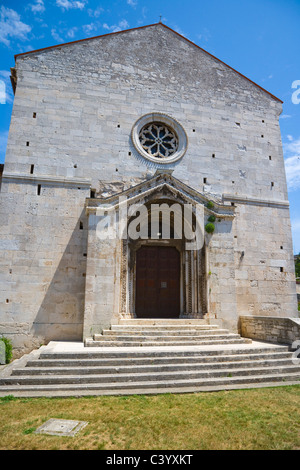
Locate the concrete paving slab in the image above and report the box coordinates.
[34,419,88,437]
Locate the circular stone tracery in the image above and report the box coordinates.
[131,113,188,164]
[139,122,179,159]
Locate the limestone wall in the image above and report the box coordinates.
[0,177,90,355]
[233,203,296,317]
[240,315,300,346]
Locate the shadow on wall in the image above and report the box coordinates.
[0,164,4,191]
[30,208,88,344]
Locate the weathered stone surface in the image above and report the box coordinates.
[240,316,300,345]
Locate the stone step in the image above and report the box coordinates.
[87,321,251,348]
[86,338,251,347]
[110,324,219,331]
[119,319,210,325]
[93,333,240,341]
[39,345,289,360]
[25,351,293,368]
[1,373,299,397]
[103,328,229,336]
[12,358,297,377]
[1,341,298,397]
[2,366,300,386]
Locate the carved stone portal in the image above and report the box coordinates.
[84,172,235,334]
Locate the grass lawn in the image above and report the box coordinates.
[0,385,299,450]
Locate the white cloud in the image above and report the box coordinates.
[0,130,9,163]
[83,22,99,36]
[29,0,45,14]
[284,137,300,191]
[17,44,34,53]
[127,0,138,7]
[284,137,300,155]
[0,70,15,105]
[285,155,300,191]
[67,27,78,38]
[51,28,64,43]
[261,73,274,83]
[0,80,6,104]
[0,70,10,80]
[197,28,211,43]
[291,218,300,255]
[51,24,81,43]
[56,0,86,10]
[0,6,31,47]
[88,6,104,18]
[280,114,292,119]
[170,24,191,40]
[119,19,129,29]
[103,19,129,33]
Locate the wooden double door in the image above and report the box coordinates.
[135,246,180,318]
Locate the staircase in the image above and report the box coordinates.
[0,320,299,397]
[84,319,252,347]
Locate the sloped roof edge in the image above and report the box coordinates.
[14,22,283,104]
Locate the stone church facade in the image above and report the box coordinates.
[0,23,298,354]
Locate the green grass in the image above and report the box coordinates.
[0,386,299,450]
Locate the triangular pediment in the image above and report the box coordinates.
[86,173,235,219]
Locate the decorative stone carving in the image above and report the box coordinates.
[139,122,179,158]
[131,113,188,164]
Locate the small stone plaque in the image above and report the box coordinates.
[35,419,88,437]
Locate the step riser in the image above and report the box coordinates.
[25,353,294,368]
[110,326,219,331]
[12,359,297,376]
[119,320,210,325]
[3,365,300,385]
[86,339,251,347]
[2,370,300,387]
[89,321,251,347]
[103,330,228,336]
[1,372,300,392]
[93,334,240,341]
[38,346,289,360]
[1,374,299,395]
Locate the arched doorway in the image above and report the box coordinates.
[122,196,207,319]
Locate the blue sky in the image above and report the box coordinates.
[0,0,299,253]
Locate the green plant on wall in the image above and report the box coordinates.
[0,337,13,364]
[295,253,300,278]
[207,215,216,223]
[205,222,215,234]
[206,201,214,209]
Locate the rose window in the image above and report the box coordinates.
[139,122,179,159]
